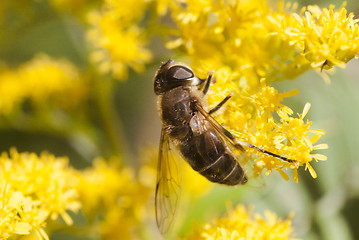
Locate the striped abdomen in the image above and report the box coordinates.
[178,127,247,186]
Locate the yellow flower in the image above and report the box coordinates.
[185,205,297,240]
[167,0,297,85]
[76,157,154,240]
[0,183,32,239]
[208,81,328,181]
[0,148,81,240]
[165,0,334,181]
[279,2,359,71]
[87,0,152,80]
[0,54,87,115]
[98,204,137,240]
[168,1,359,83]
[76,158,135,215]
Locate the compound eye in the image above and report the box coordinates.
[166,66,194,81]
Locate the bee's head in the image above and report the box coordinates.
[153,59,202,95]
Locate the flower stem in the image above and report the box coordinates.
[91,66,132,163]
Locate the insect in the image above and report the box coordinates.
[153,59,296,234]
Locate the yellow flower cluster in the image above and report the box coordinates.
[0,183,32,239]
[87,0,152,80]
[0,54,87,115]
[168,0,359,83]
[0,148,159,240]
[277,2,359,72]
[0,147,303,240]
[164,0,338,181]
[186,205,297,240]
[0,148,81,240]
[167,0,293,84]
[76,157,155,240]
[211,81,328,181]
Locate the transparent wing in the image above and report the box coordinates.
[195,103,247,152]
[155,129,181,235]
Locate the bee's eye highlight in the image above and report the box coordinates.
[166,66,194,81]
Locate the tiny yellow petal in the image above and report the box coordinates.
[39,228,50,240]
[310,129,326,135]
[315,69,331,84]
[13,222,31,235]
[307,163,317,178]
[293,168,298,183]
[166,38,183,49]
[302,102,311,118]
[312,154,328,161]
[278,169,290,181]
[282,89,299,98]
[61,211,73,225]
[310,134,322,144]
[313,143,329,150]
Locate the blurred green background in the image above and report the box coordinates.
[1,0,359,239]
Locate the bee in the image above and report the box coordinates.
[154,59,295,234]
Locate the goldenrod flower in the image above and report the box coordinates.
[165,0,335,181]
[0,148,81,240]
[87,0,152,80]
[186,205,297,240]
[168,1,359,83]
[210,82,328,181]
[76,157,154,239]
[278,2,359,72]
[0,183,32,239]
[0,54,87,115]
[167,0,295,84]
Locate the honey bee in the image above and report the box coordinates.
[154,59,295,234]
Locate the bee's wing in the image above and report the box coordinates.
[195,103,247,151]
[155,129,181,235]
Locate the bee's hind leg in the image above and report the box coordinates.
[208,92,234,115]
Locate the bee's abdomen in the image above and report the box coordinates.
[179,129,246,186]
[200,153,246,185]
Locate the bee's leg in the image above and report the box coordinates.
[202,70,215,95]
[208,92,233,115]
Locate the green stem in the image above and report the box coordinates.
[91,67,132,163]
